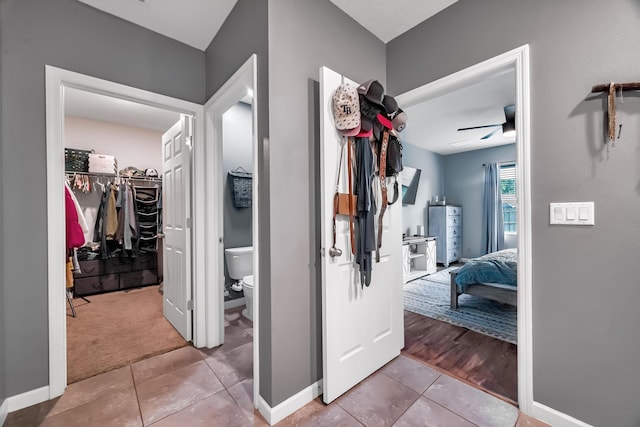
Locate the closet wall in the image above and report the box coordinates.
[65,114,166,295]
[65,116,163,173]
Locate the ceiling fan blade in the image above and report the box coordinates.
[457,123,501,131]
[481,127,501,140]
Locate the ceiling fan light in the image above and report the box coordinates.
[502,121,516,138]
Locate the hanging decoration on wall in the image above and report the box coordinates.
[591,81,640,148]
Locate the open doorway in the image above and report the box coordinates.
[45,65,209,399]
[203,54,261,410]
[396,46,532,408]
[62,87,191,383]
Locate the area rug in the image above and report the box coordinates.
[403,268,517,344]
[66,285,188,384]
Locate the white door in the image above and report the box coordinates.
[320,67,404,403]
[162,115,193,340]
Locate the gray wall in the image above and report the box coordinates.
[223,102,253,283]
[443,144,516,259]
[203,0,273,404]
[388,1,640,425]
[267,0,386,406]
[0,0,5,409]
[400,142,444,236]
[0,0,205,396]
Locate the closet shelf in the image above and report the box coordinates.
[65,170,162,183]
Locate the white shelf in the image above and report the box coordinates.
[402,237,437,284]
[405,270,429,282]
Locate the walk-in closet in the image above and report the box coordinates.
[63,87,187,383]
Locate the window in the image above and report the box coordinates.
[500,162,517,233]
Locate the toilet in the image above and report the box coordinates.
[224,246,254,320]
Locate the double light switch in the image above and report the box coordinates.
[549,202,594,225]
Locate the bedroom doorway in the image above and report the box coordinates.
[396,45,532,410]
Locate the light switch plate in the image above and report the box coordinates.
[549,202,594,225]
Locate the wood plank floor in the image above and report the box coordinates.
[403,310,518,403]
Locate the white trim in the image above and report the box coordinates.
[257,380,322,425]
[6,386,50,412]
[203,55,260,408]
[532,402,594,427]
[0,398,8,425]
[45,66,205,398]
[224,296,246,310]
[396,45,534,413]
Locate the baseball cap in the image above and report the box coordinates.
[332,84,360,133]
[357,80,386,110]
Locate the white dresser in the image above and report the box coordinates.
[402,236,437,283]
[428,205,462,267]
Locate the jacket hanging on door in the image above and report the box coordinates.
[354,136,376,287]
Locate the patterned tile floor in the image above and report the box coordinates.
[3,308,549,427]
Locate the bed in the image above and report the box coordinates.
[449,248,517,309]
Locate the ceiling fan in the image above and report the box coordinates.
[457,104,515,140]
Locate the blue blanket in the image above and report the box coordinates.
[455,248,517,293]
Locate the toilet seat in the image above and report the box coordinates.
[242,275,254,288]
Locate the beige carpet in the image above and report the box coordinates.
[66,285,188,384]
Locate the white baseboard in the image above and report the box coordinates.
[7,386,50,413]
[224,297,246,310]
[532,401,594,427]
[0,398,8,425]
[257,380,322,425]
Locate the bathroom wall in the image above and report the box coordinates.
[399,142,444,237]
[223,102,253,283]
[443,144,516,259]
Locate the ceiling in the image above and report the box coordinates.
[70,0,509,148]
[329,0,458,43]
[77,0,457,49]
[65,87,180,131]
[77,0,238,50]
[402,69,516,155]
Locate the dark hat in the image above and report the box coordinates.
[359,94,382,132]
[382,95,407,132]
[357,80,386,110]
[382,95,399,116]
[392,108,407,132]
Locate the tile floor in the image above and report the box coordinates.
[4,307,550,427]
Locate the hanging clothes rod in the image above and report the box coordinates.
[64,171,162,182]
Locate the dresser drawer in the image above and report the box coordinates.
[447,206,461,216]
[133,253,157,270]
[74,274,119,295]
[104,257,134,274]
[448,226,461,239]
[73,260,104,278]
[120,269,158,289]
[446,215,461,227]
[447,248,460,262]
[448,237,460,249]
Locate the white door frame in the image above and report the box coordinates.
[395,45,533,414]
[45,66,206,398]
[203,55,260,407]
